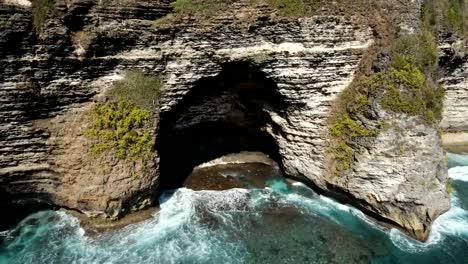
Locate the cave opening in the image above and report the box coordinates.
[156,61,289,193]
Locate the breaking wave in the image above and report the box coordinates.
[1,155,468,263]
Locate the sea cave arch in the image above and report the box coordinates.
[157,61,289,192]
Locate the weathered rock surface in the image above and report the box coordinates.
[0,0,456,240]
[439,39,468,153]
[440,40,468,132]
[332,111,449,240]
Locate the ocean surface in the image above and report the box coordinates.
[1,154,468,264]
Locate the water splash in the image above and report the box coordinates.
[1,157,468,263]
[389,155,468,256]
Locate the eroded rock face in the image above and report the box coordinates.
[330,111,449,240]
[0,0,455,239]
[0,0,168,220]
[439,39,468,153]
[440,40,468,132]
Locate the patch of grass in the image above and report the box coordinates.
[369,56,445,122]
[380,62,426,115]
[421,0,439,32]
[171,0,225,15]
[329,112,372,172]
[328,74,376,174]
[351,31,444,123]
[87,100,154,159]
[153,14,176,26]
[422,0,467,36]
[154,0,374,26]
[335,142,354,170]
[390,31,438,73]
[335,76,373,113]
[330,113,371,138]
[447,0,467,33]
[87,69,161,159]
[108,70,162,111]
[266,0,308,16]
[32,0,56,32]
[154,0,227,25]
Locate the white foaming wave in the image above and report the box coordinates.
[318,195,352,213]
[433,207,468,238]
[389,228,442,253]
[56,211,81,227]
[197,188,250,212]
[448,166,468,181]
[288,182,354,213]
[390,201,468,254]
[390,166,468,252]
[291,182,306,187]
[285,187,361,218]
[285,171,468,254]
[350,209,384,230]
[0,230,13,239]
[282,191,352,226]
[151,188,248,263]
[248,189,273,208]
[318,195,387,233]
[72,188,249,264]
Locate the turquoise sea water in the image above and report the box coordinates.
[1,155,468,264]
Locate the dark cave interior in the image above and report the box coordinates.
[156,61,289,192]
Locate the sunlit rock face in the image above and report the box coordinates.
[0,0,454,240]
[440,41,468,133]
[439,39,468,153]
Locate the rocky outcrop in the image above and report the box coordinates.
[440,40,468,132]
[439,37,468,153]
[331,111,449,240]
[0,0,167,219]
[0,0,452,240]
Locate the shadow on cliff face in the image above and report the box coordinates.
[0,189,54,233]
[156,61,289,192]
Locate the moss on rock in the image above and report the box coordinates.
[328,26,445,176]
[87,70,161,159]
[32,0,56,32]
[87,100,154,159]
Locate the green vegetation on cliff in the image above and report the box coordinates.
[447,0,467,33]
[372,31,443,122]
[108,69,161,111]
[328,75,372,172]
[379,59,444,122]
[328,29,444,174]
[422,0,468,36]
[329,112,371,170]
[87,100,154,159]
[330,113,371,139]
[154,0,371,25]
[266,0,308,16]
[87,70,161,159]
[171,0,224,15]
[32,0,56,32]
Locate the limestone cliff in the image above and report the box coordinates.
[440,37,468,152]
[0,0,463,241]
